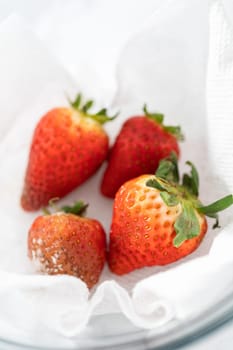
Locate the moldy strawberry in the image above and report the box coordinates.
[28,200,106,288]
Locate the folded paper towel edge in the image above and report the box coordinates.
[56,280,175,337]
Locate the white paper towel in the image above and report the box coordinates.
[0,0,232,347]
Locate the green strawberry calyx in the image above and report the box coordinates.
[43,198,88,217]
[69,93,118,125]
[143,104,184,141]
[146,152,233,247]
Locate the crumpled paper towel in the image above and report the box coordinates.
[0,0,232,347]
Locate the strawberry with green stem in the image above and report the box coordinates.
[21,94,117,211]
[108,153,233,275]
[101,105,184,198]
[28,200,106,288]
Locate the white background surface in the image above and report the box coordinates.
[0,0,233,349]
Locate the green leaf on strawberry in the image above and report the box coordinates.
[156,151,180,183]
[160,192,179,207]
[174,202,200,247]
[143,104,184,141]
[146,153,233,247]
[61,201,89,216]
[69,93,118,125]
[143,104,164,124]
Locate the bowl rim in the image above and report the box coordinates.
[0,288,233,350]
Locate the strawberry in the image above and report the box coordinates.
[28,200,106,288]
[21,94,116,211]
[108,153,233,275]
[101,105,183,198]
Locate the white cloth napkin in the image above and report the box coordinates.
[0,0,232,347]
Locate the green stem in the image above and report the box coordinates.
[68,93,118,125]
[143,104,184,140]
[197,195,233,215]
[61,201,88,216]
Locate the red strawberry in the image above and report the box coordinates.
[21,94,116,211]
[28,201,106,288]
[108,153,233,275]
[101,105,183,198]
